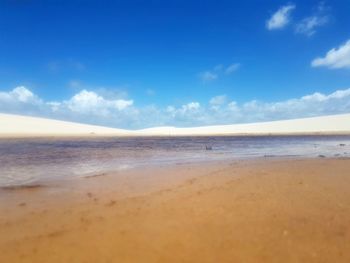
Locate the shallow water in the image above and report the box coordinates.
[0,136,350,187]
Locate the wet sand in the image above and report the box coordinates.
[1,158,350,262]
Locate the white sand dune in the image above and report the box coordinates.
[137,113,350,136]
[0,113,131,137]
[0,112,350,137]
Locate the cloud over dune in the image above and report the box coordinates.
[66,90,133,113]
[0,86,350,129]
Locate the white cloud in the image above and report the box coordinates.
[11,87,35,102]
[0,87,43,116]
[199,63,240,82]
[295,2,329,36]
[210,95,227,105]
[181,102,200,112]
[1,86,350,129]
[65,90,133,114]
[225,63,240,74]
[327,89,350,99]
[311,40,350,69]
[0,86,38,103]
[210,95,228,111]
[0,87,135,127]
[163,102,202,127]
[301,92,327,102]
[295,15,328,36]
[166,105,176,113]
[163,88,350,126]
[199,71,218,82]
[47,101,61,112]
[266,4,296,30]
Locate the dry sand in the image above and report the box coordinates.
[0,113,130,137]
[1,158,350,262]
[1,112,350,137]
[137,113,350,136]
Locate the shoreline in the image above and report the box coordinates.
[0,157,245,191]
[1,132,350,139]
[1,155,348,190]
[1,158,350,262]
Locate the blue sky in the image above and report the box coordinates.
[0,0,350,128]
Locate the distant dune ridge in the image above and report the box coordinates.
[0,112,350,137]
[0,113,130,137]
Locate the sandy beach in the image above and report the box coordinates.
[2,2,350,263]
[1,158,350,262]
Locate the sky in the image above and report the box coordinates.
[0,0,350,129]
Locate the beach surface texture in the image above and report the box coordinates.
[1,158,350,262]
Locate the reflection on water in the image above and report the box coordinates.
[0,136,350,187]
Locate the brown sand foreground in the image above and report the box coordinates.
[1,158,350,262]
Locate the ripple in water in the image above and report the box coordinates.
[0,136,350,187]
